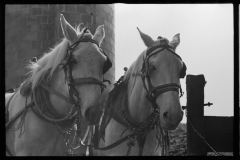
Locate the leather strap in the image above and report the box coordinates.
[5,90,18,122]
[152,87,179,99]
[40,83,76,104]
[41,86,63,119]
[89,109,154,155]
[137,134,146,156]
[70,77,105,86]
[6,92,34,130]
[32,86,77,123]
[92,125,99,148]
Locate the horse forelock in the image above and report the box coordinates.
[156,36,169,45]
[76,26,93,39]
[82,32,93,39]
[27,38,69,90]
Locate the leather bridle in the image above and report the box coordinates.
[58,28,112,108]
[119,41,186,155]
[138,41,186,109]
[31,28,112,123]
[81,40,187,156]
[5,28,112,156]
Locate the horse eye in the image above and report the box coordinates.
[150,65,156,71]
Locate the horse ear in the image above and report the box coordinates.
[60,14,78,43]
[169,33,180,50]
[93,25,105,46]
[137,27,155,47]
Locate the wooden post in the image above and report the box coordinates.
[186,75,207,155]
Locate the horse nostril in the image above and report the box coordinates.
[163,111,173,124]
[163,111,169,120]
[85,108,92,121]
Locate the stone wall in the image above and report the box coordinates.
[5,4,115,91]
[95,4,115,90]
[5,5,54,89]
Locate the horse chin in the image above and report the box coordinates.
[82,118,94,125]
[160,123,178,130]
[82,117,100,126]
[159,116,179,130]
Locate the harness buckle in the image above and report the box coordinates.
[145,92,154,102]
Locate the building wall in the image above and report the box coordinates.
[5,5,54,89]
[95,4,115,90]
[5,4,115,91]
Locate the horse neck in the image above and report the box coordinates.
[126,76,153,123]
[47,67,73,116]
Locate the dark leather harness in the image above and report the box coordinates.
[5,28,112,156]
[81,40,187,156]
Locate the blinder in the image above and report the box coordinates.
[180,62,186,79]
[61,38,112,75]
[102,51,112,74]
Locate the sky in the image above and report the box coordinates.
[115,4,233,123]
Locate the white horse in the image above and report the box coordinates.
[91,28,186,156]
[6,14,111,156]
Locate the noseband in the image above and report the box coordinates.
[136,42,186,108]
[59,28,112,106]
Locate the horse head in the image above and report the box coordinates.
[125,28,185,130]
[43,14,111,125]
[58,14,112,125]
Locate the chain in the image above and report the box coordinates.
[187,119,221,156]
[64,132,74,156]
[126,135,136,156]
[54,111,81,156]
[71,117,82,150]
[121,108,159,135]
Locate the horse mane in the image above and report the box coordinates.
[107,38,163,109]
[105,49,147,112]
[26,26,92,90]
[123,50,146,81]
[105,50,147,111]
[122,49,147,97]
